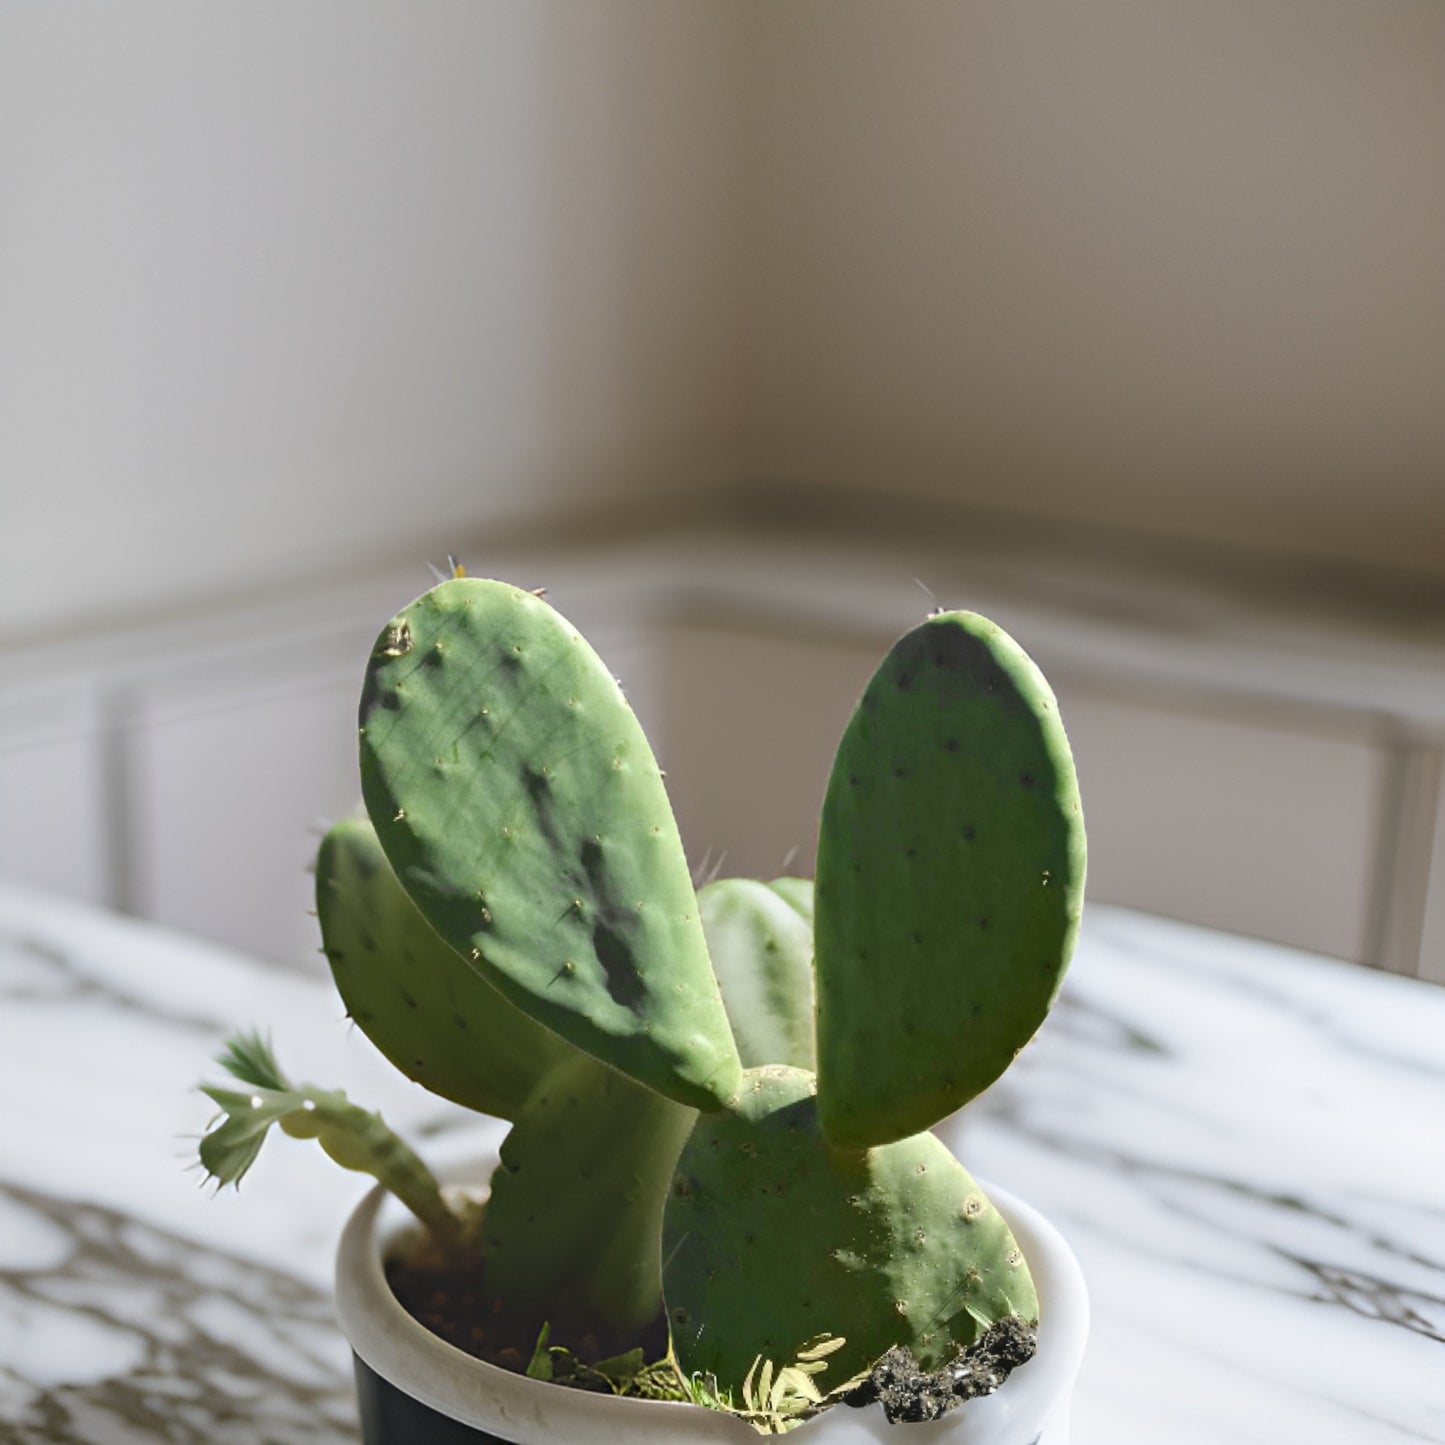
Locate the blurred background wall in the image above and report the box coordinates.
[3,2,1443,980]
[1,1,748,639]
[739,1,1445,576]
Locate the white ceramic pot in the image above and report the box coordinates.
[336,1162,1087,1445]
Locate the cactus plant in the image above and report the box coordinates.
[198,573,1085,1432]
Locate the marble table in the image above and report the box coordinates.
[1,881,1441,1444]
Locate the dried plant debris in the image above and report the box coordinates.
[843,1317,1038,1424]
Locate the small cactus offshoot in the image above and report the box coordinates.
[199,1032,480,1258]
[197,575,1084,1431]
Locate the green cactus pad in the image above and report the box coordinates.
[663,1066,1036,1392]
[699,878,815,1070]
[316,816,574,1119]
[814,611,1085,1149]
[765,876,815,927]
[358,578,742,1113]
[480,1051,697,1358]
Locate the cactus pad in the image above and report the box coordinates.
[358,579,742,1112]
[316,816,573,1119]
[480,1051,697,1358]
[814,612,1085,1148]
[662,1065,1036,1392]
[699,878,816,1070]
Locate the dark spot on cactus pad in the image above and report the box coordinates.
[1020,772,1036,788]
[452,1014,468,1031]
[977,917,989,930]
[578,838,645,1008]
[944,738,960,752]
[364,677,402,715]
[671,1175,693,1200]
[897,672,915,691]
[911,930,924,944]
[962,825,976,841]
[378,621,412,658]
[673,1308,691,1326]
[400,989,417,1010]
[894,765,910,779]
[962,1196,983,1219]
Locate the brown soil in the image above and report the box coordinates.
[385,1256,530,1368]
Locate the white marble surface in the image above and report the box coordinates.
[0,881,1441,1443]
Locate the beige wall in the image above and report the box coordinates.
[741,1,1445,575]
[0,2,746,638]
[5,2,1442,646]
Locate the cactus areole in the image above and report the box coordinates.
[199,574,1086,1436]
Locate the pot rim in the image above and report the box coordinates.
[335,1158,1088,1444]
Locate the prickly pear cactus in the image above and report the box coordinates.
[200,575,1085,1423]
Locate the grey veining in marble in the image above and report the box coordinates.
[0,1177,350,1443]
[1,882,1442,1444]
[943,909,1445,1444]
